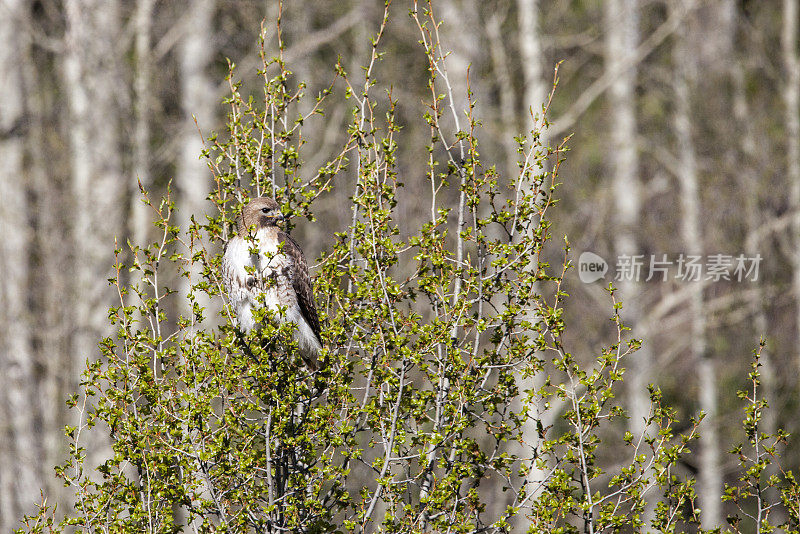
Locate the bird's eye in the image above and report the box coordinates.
[261,207,270,214]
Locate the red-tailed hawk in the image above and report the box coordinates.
[222,197,322,370]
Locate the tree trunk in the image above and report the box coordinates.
[672,5,720,526]
[63,0,125,474]
[131,0,156,247]
[17,4,75,513]
[486,12,517,175]
[176,0,216,312]
[732,2,775,443]
[517,0,546,137]
[0,0,42,526]
[28,98,74,519]
[440,0,483,121]
[732,9,783,526]
[512,2,553,529]
[605,0,651,435]
[784,0,800,380]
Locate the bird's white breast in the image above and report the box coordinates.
[223,228,294,331]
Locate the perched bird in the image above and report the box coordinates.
[222,197,322,370]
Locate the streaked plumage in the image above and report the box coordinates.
[222,197,322,370]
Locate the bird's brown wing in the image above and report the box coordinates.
[279,231,323,345]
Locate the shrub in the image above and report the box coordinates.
[20,3,800,533]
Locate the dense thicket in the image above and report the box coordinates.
[2,1,799,532]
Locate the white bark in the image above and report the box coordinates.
[517,0,546,137]
[512,2,553,527]
[175,7,216,521]
[734,21,782,526]
[605,0,651,436]
[15,12,74,512]
[733,14,775,440]
[440,0,482,119]
[131,0,156,246]
[176,0,216,311]
[673,2,720,526]
[784,0,800,377]
[63,0,124,474]
[486,12,517,175]
[64,0,125,360]
[29,122,74,516]
[0,0,41,526]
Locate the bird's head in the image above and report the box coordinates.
[238,196,285,234]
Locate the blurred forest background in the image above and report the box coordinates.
[0,0,797,530]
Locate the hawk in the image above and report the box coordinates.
[222,197,322,370]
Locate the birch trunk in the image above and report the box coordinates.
[0,0,42,526]
[513,2,553,527]
[27,91,74,516]
[733,7,775,437]
[176,0,216,313]
[132,0,156,246]
[64,0,125,363]
[63,0,124,474]
[733,11,783,526]
[518,0,545,137]
[174,5,217,522]
[672,7,720,526]
[605,0,651,436]
[728,0,777,434]
[486,12,518,175]
[16,7,74,511]
[784,0,800,379]
[440,0,482,120]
